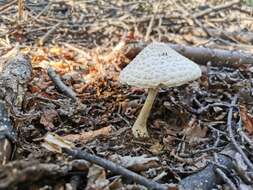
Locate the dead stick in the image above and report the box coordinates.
[63,148,168,190]
[145,2,160,42]
[18,0,23,21]
[125,42,253,65]
[215,168,237,190]
[47,67,77,101]
[34,2,51,20]
[193,0,240,18]
[0,0,17,13]
[38,22,62,46]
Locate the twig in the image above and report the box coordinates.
[38,22,62,46]
[184,102,232,114]
[116,113,132,128]
[174,1,212,37]
[233,161,253,185]
[144,2,160,42]
[34,2,51,20]
[18,0,24,22]
[63,148,168,190]
[193,0,240,18]
[62,43,90,58]
[0,0,17,13]
[215,168,237,190]
[47,66,77,101]
[227,95,253,171]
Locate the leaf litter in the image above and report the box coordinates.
[0,0,253,189]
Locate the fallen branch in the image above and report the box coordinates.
[47,66,77,101]
[63,148,169,190]
[124,42,253,65]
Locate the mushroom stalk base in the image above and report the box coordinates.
[132,88,158,138]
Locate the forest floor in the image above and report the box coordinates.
[0,0,253,189]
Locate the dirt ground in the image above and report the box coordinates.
[0,0,253,189]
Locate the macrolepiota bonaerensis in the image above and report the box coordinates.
[119,42,202,138]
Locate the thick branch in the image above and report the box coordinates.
[125,42,253,65]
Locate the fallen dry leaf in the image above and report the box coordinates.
[108,177,124,190]
[40,109,58,130]
[42,133,74,153]
[49,46,62,56]
[181,118,208,145]
[240,104,253,134]
[86,164,109,190]
[109,154,159,172]
[63,125,113,143]
[149,142,164,155]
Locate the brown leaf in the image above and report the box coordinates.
[86,164,109,190]
[63,125,112,143]
[40,109,58,130]
[240,105,253,134]
[42,133,74,153]
[149,142,164,155]
[181,118,208,145]
[109,154,159,172]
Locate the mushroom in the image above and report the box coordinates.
[119,42,202,138]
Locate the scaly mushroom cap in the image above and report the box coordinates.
[119,42,202,88]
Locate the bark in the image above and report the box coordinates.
[0,160,89,189]
[0,53,32,165]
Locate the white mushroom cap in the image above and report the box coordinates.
[119,42,202,88]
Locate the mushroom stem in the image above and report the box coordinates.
[132,88,159,137]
